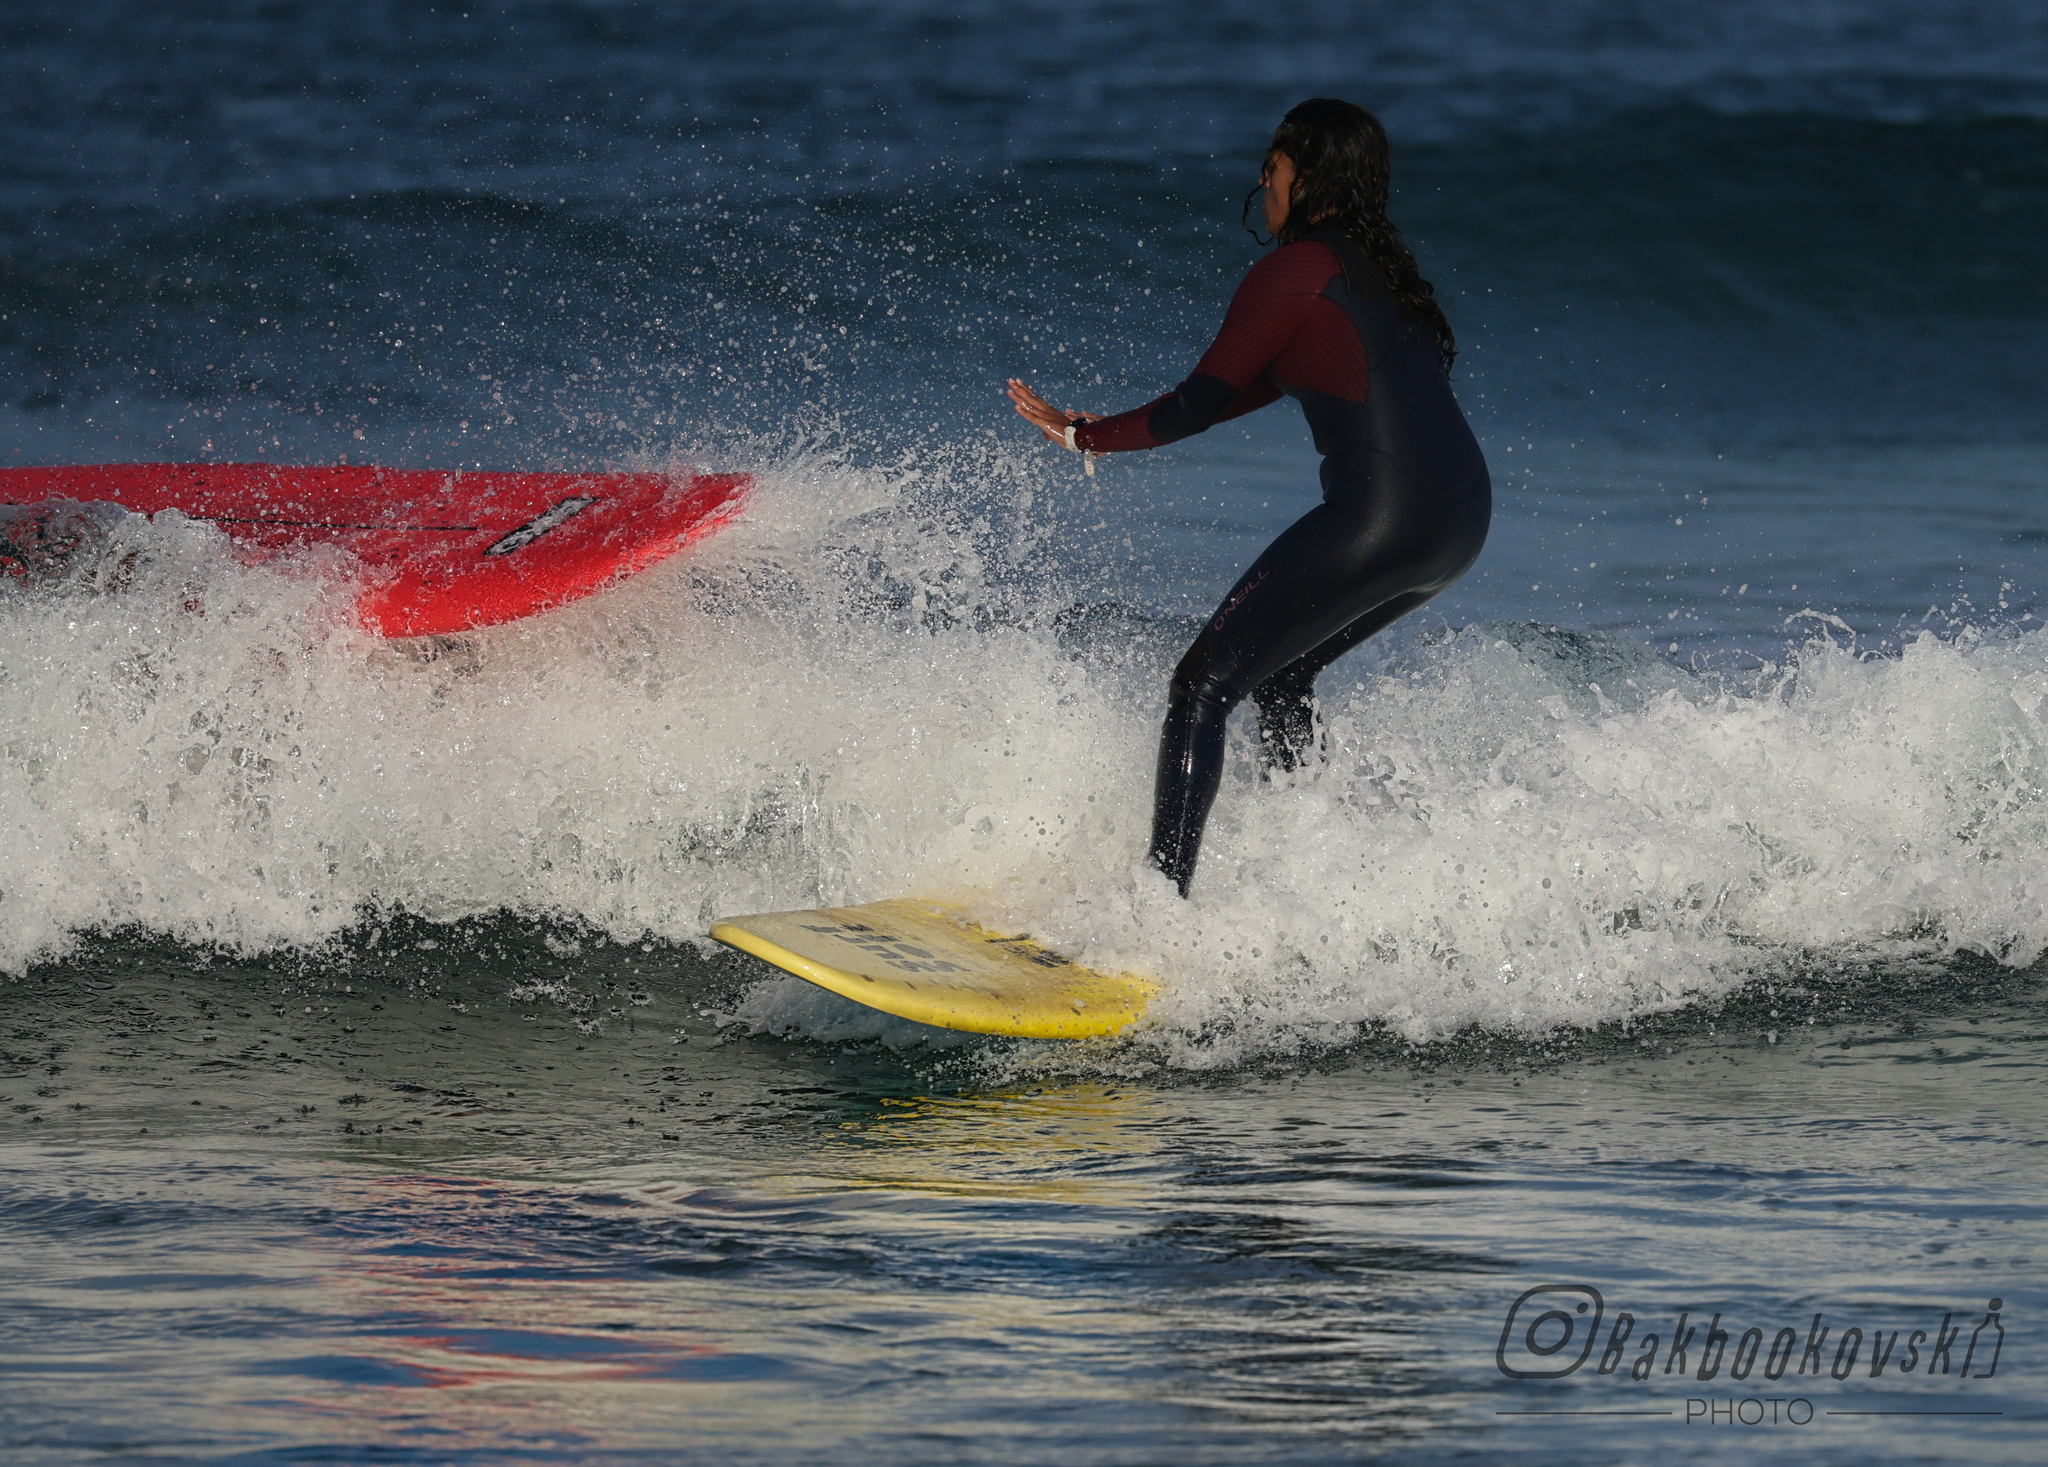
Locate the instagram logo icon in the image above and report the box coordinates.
[1496,1285,1605,1379]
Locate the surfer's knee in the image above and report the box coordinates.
[1169,633,1244,716]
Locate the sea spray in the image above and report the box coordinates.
[6,441,2045,1057]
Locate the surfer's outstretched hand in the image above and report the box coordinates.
[1007,378,1098,443]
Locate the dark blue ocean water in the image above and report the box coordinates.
[3,3,2046,1461]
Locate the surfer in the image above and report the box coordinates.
[1007,98,1491,897]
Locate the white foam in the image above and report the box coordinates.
[4,446,2044,1065]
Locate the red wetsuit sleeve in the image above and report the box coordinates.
[1073,241,1345,454]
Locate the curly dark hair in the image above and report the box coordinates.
[1241,98,1456,373]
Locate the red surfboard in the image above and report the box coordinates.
[0,462,749,637]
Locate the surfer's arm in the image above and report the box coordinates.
[1071,244,1333,454]
[1073,373,1281,452]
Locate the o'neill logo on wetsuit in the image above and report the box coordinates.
[1212,568,1269,630]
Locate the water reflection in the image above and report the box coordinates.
[4,937,2043,1463]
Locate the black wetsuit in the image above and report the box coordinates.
[1072,228,1491,895]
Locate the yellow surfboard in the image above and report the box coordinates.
[708,898,1155,1039]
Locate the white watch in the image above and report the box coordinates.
[1062,420,1096,476]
